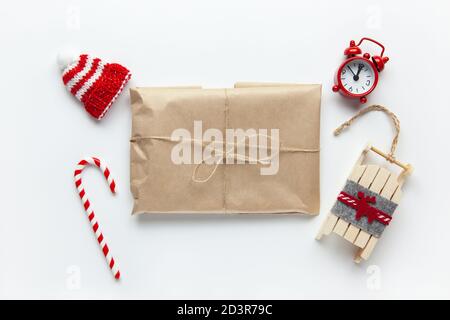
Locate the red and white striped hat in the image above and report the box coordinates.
[59,53,131,120]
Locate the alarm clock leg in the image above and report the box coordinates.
[360,96,367,103]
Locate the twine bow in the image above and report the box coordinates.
[192,133,279,183]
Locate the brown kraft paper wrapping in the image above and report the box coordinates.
[129,83,321,214]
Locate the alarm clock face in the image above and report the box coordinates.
[338,58,378,96]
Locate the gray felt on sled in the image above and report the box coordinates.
[331,180,398,238]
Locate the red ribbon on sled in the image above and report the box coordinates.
[337,191,392,225]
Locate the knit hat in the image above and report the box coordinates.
[58,53,131,120]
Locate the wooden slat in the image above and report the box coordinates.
[358,165,379,187]
[351,165,386,261]
[316,213,338,240]
[332,163,369,237]
[322,214,339,235]
[354,255,362,264]
[349,165,366,183]
[368,168,390,193]
[333,219,350,236]
[391,187,402,204]
[348,165,382,252]
[344,224,360,243]
[328,214,339,233]
[352,168,390,250]
[360,237,378,260]
[354,230,371,248]
[355,168,401,262]
[380,174,399,199]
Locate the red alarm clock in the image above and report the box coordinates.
[332,37,389,104]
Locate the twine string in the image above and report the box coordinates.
[333,104,400,162]
[130,134,319,182]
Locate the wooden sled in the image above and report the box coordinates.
[316,145,412,263]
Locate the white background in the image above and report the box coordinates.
[1,0,449,299]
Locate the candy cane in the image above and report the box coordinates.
[74,157,120,279]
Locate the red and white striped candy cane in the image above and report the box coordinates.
[74,157,121,279]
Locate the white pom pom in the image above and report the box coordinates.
[57,51,77,71]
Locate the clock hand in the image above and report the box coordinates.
[356,64,364,77]
[347,65,356,76]
[351,64,364,81]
